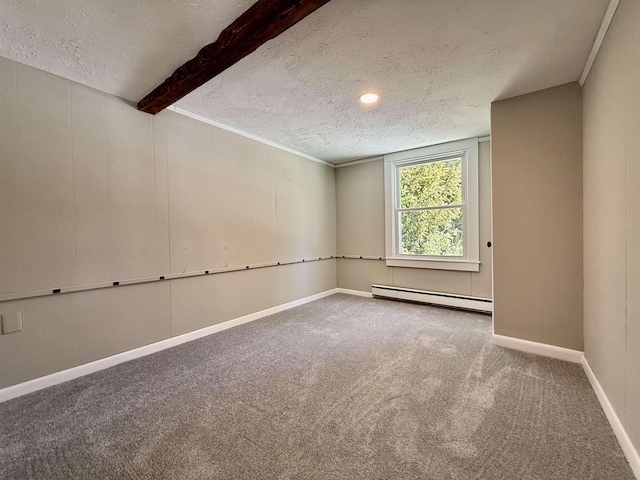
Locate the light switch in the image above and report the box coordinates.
[1,312,23,334]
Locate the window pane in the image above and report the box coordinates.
[399,158,462,208]
[399,208,463,256]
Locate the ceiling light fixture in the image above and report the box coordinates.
[359,92,379,104]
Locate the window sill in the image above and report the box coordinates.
[385,257,480,272]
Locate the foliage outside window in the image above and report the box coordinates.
[384,138,480,271]
[399,157,463,256]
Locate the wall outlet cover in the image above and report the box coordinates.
[1,312,23,334]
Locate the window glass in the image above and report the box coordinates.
[399,208,463,256]
[399,157,462,209]
[384,137,479,271]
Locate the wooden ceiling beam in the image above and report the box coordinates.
[137,0,332,115]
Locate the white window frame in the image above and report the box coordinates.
[384,137,480,272]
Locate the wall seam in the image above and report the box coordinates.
[104,96,111,282]
[183,115,189,273]
[151,112,160,343]
[69,83,78,287]
[165,113,172,276]
[624,107,629,423]
[15,63,25,293]
[333,167,338,287]
[151,114,158,277]
[74,291,79,372]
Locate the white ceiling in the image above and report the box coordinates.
[0,0,609,163]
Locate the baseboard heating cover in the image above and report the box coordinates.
[371,284,492,313]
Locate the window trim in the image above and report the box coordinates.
[384,137,480,272]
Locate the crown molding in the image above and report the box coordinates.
[167,105,335,168]
[580,0,620,86]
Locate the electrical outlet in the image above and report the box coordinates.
[1,312,23,334]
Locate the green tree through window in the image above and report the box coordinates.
[398,157,463,256]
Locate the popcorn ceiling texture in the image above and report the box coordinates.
[0,0,608,162]
[0,0,255,100]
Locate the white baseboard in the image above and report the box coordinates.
[582,357,640,479]
[3,289,637,479]
[493,333,639,477]
[335,288,374,298]
[0,288,341,404]
[491,333,584,363]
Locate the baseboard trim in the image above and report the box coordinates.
[0,288,341,404]
[491,334,584,363]
[582,357,640,479]
[335,288,374,298]
[3,291,637,479]
[492,333,639,477]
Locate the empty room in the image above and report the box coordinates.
[0,0,638,478]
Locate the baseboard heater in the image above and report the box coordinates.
[371,284,492,313]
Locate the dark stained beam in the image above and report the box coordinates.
[137,0,332,114]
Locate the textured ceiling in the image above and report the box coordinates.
[0,0,609,163]
[0,0,256,101]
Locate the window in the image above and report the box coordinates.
[384,138,480,271]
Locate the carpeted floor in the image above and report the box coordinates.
[0,294,634,479]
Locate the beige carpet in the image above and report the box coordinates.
[0,294,634,479]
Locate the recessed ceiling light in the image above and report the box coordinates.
[359,92,379,104]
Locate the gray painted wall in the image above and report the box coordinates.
[583,0,640,453]
[335,141,492,298]
[0,57,337,389]
[491,82,583,351]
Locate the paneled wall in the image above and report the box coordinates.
[0,58,337,388]
[491,82,583,351]
[583,0,640,453]
[334,141,492,298]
